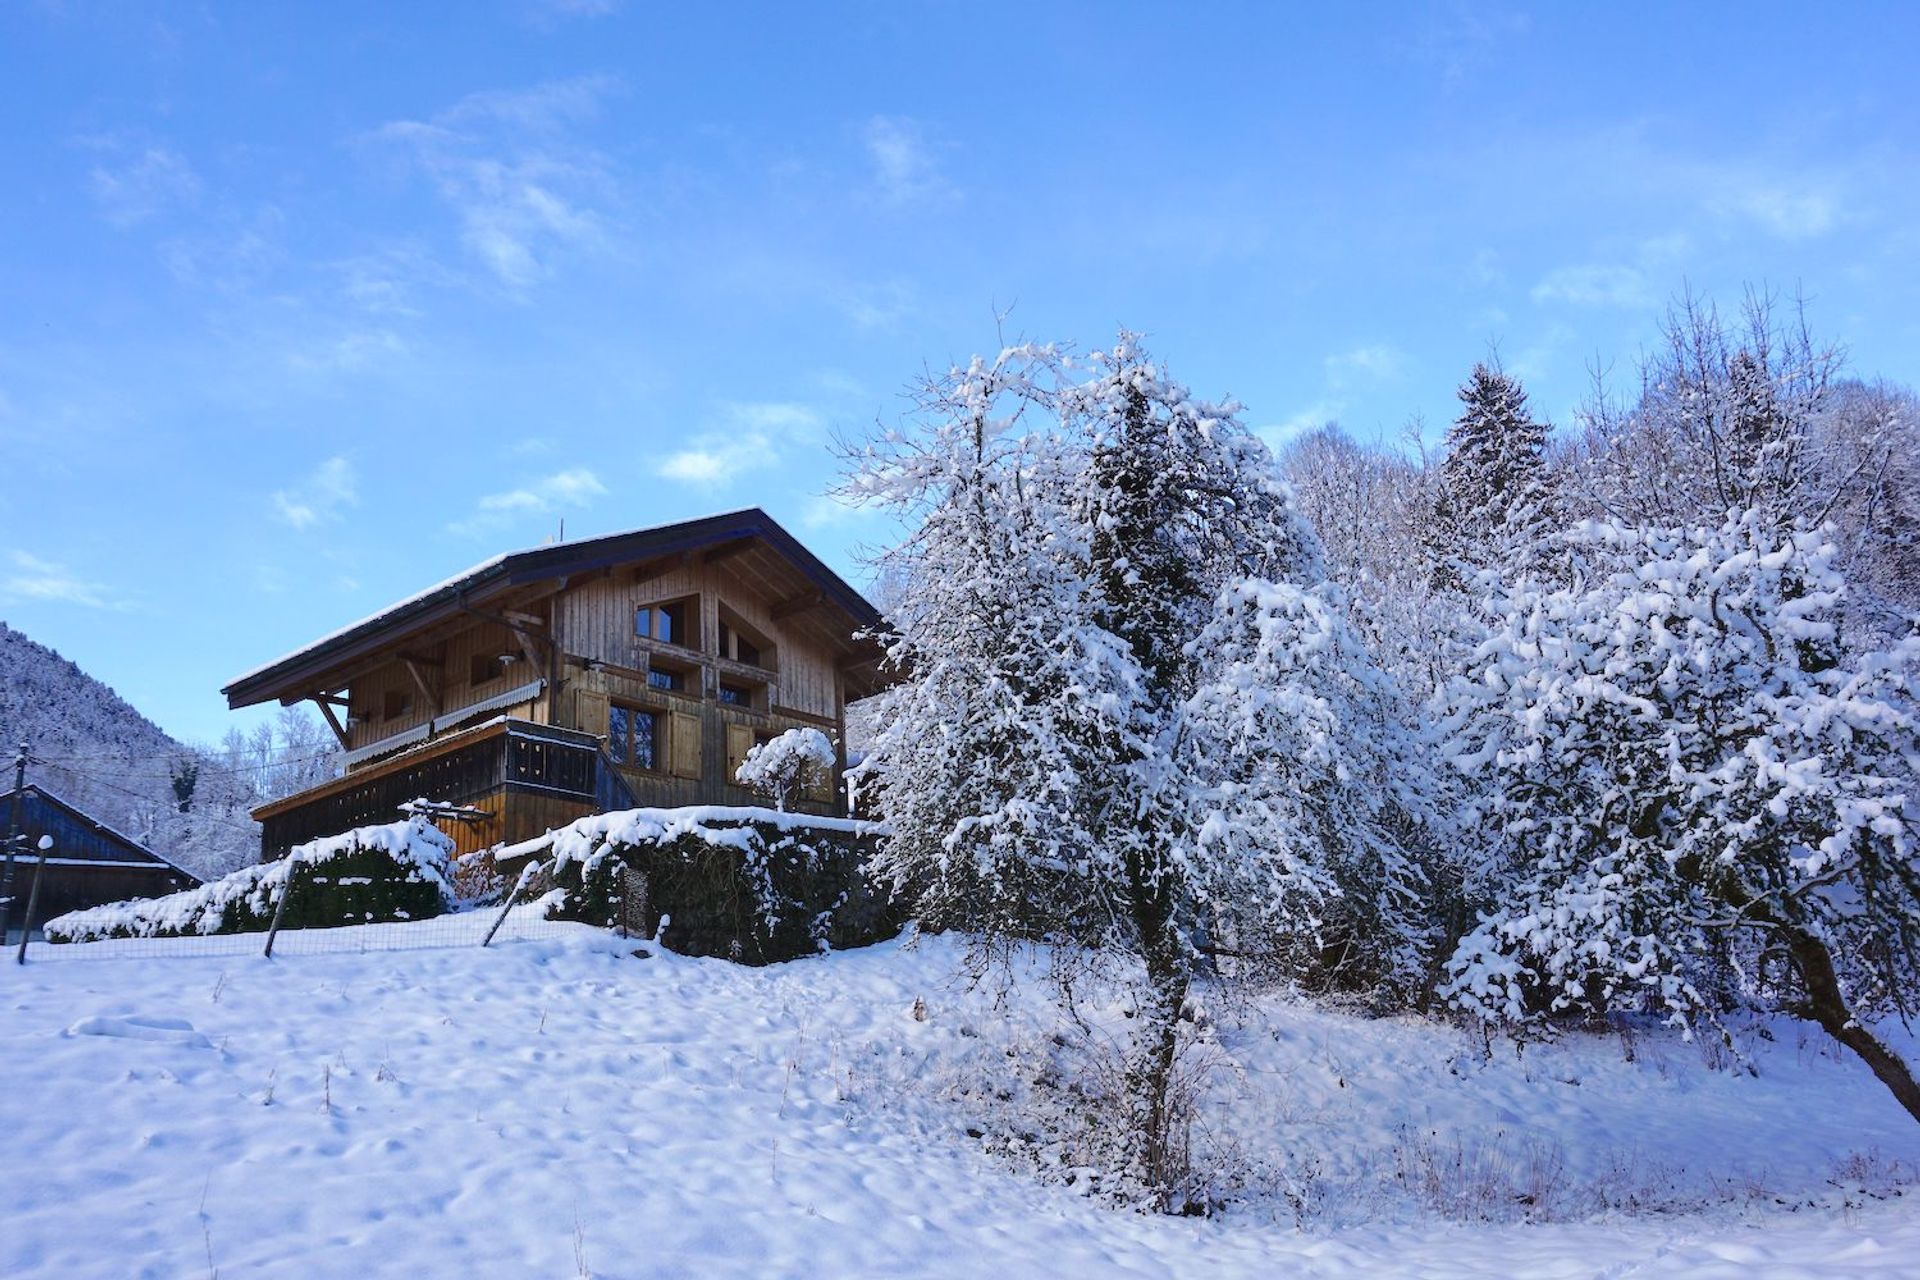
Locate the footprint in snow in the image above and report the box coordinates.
[65,1015,211,1048]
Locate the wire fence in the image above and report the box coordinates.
[5,858,587,966]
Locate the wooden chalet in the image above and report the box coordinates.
[1,786,200,927]
[223,509,890,860]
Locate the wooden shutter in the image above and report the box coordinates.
[726,724,755,787]
[574,689,610,740]
[669,711,702,779]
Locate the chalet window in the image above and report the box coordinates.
[717,682,753,707]
[608,704,659,770]
[382,689,413,720]
[717,610,773,670]
[635,597,694,648]
[469,652,515,686]
[647,668,684,692]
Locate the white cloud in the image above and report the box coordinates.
[274,456,360,529]
[1325,344,1405,387]
[863,116,950,207]
[2,552,125,610]
[1256,400,1341,451]
[1730,187,1837,240]
[287,329,409,374]
[799,493,872,531]
[87,144,200,227]
[449,467,609,537]
[369,77,620,288]
[657,402,824,491]
[1531,264,1653,309]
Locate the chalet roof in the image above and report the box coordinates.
[223,507,885,711]
[1,784,202,882]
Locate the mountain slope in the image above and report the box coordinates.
[0,620,189,841]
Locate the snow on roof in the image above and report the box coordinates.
[224,549,512,690]
[1,783,202,882]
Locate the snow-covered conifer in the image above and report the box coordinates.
[1428,362,1556,590]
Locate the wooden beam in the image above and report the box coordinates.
[770,588,825,621]
[627,552,689,584]
[402,657,442,717]
[311,696,351,750]
[397,650,444,669]
[701,538,757,567]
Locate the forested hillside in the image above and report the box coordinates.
[0,622,337,878]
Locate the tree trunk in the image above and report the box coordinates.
[1126,851,1191,1210]
[1780,922,1920,1125]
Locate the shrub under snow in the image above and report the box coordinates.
[44,817,455,943]
[734,726,837,810]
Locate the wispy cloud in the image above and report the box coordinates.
[863,116,950,207]
[1325,344,1406,387]
[449,467,608,537]
[657,402,823,489]
[273,456,360,529]
[369,76,620,288]
[286,329,409,374]
[3,552,125,609]
[1727,187,1837,240]
[87,144,200,228]
[1256,399,1342,451]
[1531,263,1653,309]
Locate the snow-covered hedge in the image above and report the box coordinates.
[45,818,455,943]
[513,805,896,963]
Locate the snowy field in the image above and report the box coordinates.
[4,923,1919,1279]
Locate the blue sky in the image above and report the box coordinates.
[3,1,1917,744]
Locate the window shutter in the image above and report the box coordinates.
[575,690,609,740]
[726,724,755,786]
[669,711,702,779]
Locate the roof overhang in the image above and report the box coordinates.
[223,508,890,710]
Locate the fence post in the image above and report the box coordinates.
[482,859,544,948]
[14,835,52,965]
[263,849,302,959]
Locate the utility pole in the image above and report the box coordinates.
[0,743,25,947]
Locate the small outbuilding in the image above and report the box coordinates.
[0,786,200,931]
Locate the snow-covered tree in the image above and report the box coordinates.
[848,335,1441,1205]
[1428,362,1556,589]
[734,726,836,811]
[1575,290,1838,533]
[1442,515,1920,1124]
[1281,425,1469,700]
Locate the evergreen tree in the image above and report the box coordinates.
[1427,362,1554,589]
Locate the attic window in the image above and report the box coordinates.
[636,597,695,649]
[469,651,516,685]
[717,607,773,670]
[382,689,414,720]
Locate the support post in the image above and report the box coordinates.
[14,835,51,964]
[482,859,544,948]
[0,744,27,946]
[263,850,301,959]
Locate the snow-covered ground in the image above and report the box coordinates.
[4,922,1919,1278]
